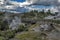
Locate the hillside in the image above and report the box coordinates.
[0,10,60,40]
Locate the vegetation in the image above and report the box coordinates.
[21,10,54,20]
[15,32,47,40]
[0,10,59,40]
[0,37,5,40]
[16,25,28,32]
[0,20,9,31]
[0,30,15,40]
[43,19,60,24]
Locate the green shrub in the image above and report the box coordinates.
[5,30,15,39]
[0,37,5,40]
[17,25,26,32]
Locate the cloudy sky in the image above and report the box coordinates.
[12,0,60,13]
[12,0,25,2]
[0,0,60,13]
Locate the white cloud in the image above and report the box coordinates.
[26,0,60,6]
[4,5,17,9]
[24,0,60,13]
[19,2,32,7]
[0,0,5,5]
[0,0,60,13]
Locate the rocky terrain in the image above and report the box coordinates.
[0,10,60,40]
[0,0,60,40]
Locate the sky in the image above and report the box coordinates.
[12,0,25,2]
[19,0,60,13]
[0,0,60,13]
[8,0,60,13]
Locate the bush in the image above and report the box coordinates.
[0,37,5,40]
[0,20,9,31]
[5,30,15,39]
[17,25,26,32]
[0,30,15,40]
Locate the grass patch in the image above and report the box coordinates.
[15,31,43,40]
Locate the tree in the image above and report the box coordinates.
[41,9,45,14]
[0,20,9,31]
